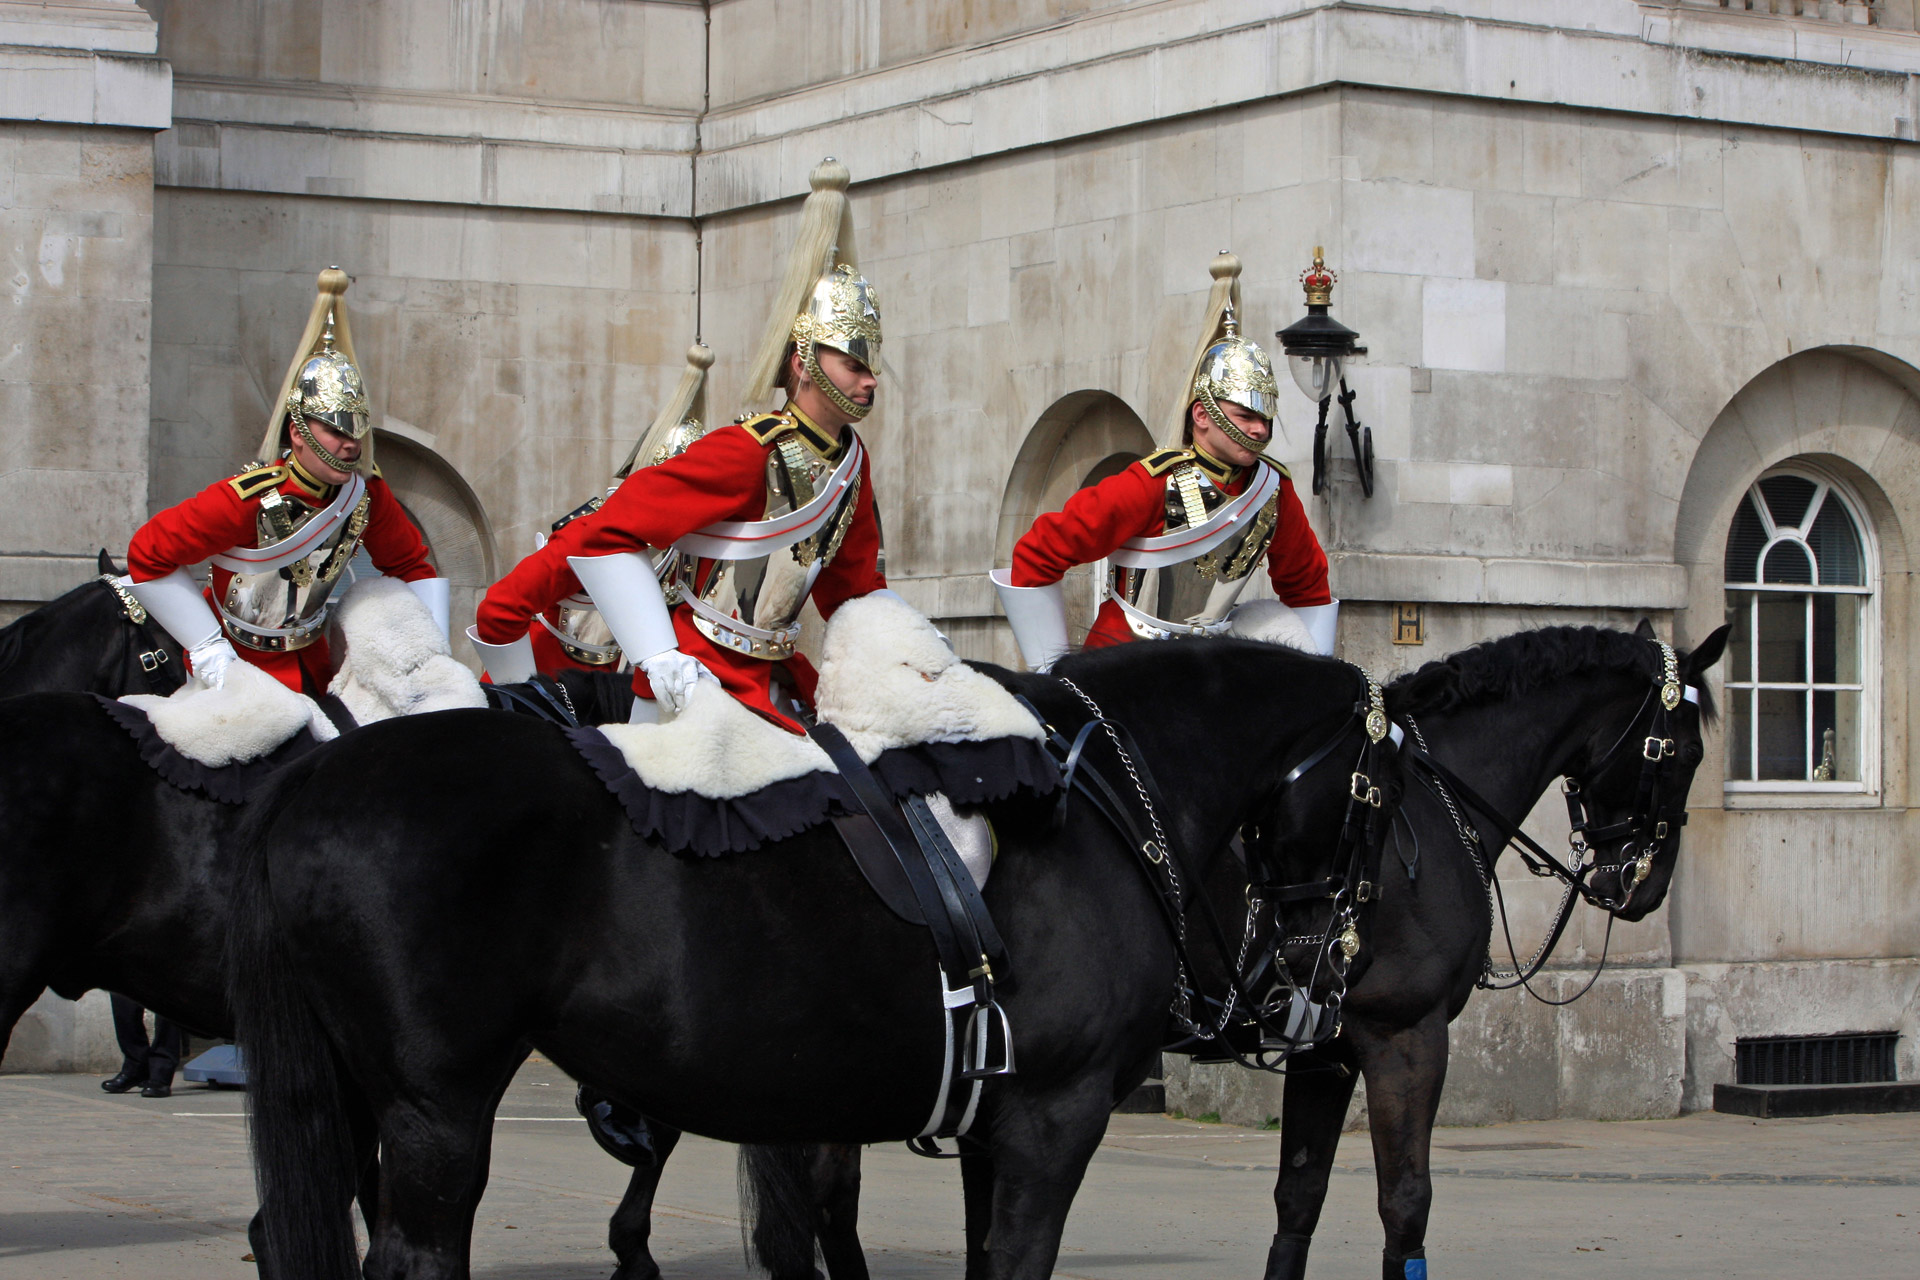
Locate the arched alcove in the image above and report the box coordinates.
[366,429,497,662]
[995,391,1154,644]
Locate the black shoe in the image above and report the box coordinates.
[139,1083,171,1099]
[101,1070,140,1094]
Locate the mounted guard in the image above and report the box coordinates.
[993,252,1336,670]
[498,343,716,680]
[125,268,445,694]
[473,157,893,727]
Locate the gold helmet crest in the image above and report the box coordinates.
[743,158,882,422]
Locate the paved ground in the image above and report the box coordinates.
[1,1060,1915,1278]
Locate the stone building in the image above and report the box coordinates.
[2,0,1915,1124]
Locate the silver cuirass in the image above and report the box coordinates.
[1109,458,1281,641]
[678,422,865,661]
[219,479,371,652]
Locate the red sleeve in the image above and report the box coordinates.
[361,477,436,582]
[1010,464,1164,588]
[809,445,886,619]
[474,425,771,645]
[127,480,257,582]
[1266,477,1332,607]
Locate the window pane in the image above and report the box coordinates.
[1810,690,1862,783]
[1757,688,1807,780]
[1756,593,1806,683]
[1762,540,1814,585]
[1808,493,1865,586]
[1759,474,1818,530]
[1725,495,1767,583]
[1727,687,1753,781]
[1726,591,1752,683]
[1812,593,1863,685]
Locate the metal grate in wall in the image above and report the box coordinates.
[1735,1032,1898,1086]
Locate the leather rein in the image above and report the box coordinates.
[1018,663,1398,1070]
[1396,638,1697,995]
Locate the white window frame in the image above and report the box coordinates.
[1723,466,1879,799]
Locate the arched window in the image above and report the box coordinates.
[1723,467,1876,791]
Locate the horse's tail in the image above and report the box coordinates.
[738,1143,818,1276]
[226,762,361,1280]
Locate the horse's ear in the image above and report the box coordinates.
[97,548,118,576]
[1684,624,1731,679]
[1633,617,1657,640]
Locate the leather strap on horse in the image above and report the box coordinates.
[805,722,1008,1003]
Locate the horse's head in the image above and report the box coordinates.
[0,552,186,699]
[1565,621,1729,922]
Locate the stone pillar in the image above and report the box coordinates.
[0,0,168,621]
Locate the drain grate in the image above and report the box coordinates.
[1735,1032,1898,1086]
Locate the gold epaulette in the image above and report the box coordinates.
[1137,448,1192,478]
[1262,457,1293,482]
[736,411,793,446]
[227,462,289,501]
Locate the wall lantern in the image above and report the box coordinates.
[1276,248,1372,498]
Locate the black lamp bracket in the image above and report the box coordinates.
[1309,379,1375,499]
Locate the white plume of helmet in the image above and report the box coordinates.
[616,341,716,479]
[741,158,882,422]
[1163,251,1281,455]
[255,266,377,475]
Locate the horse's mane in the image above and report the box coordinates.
[1386,625,1715,719]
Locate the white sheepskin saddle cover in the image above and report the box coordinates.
[118,576,484,769]
[1227,599,1317,652]
[120,659,337,769]
[596,593,1042,800]
[328,576,487,725]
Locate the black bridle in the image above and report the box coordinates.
[95,575,183,696]
[1019,662,1399,1072]
[1398,637,1697,995]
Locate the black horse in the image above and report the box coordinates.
[715,622,1728,1280]
[226,638,1399,1280]
[0,551,184,699]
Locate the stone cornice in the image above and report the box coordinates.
[0,45,168,130]
[694,1,1920,215]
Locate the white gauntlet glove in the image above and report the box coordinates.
[638,648,717,716]
[188,635,241,690]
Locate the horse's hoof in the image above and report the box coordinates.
[1266,1232,1310,1280]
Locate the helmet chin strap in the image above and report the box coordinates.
[293,414,355,474]
[801,337,871,422]
[1196,385,1266,455]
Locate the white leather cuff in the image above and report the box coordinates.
[465,625,536,685]
[125,568,224,652]
[405,576,451,641]
[990,569,1071,672]
[1293,601,1341,657]
[567,552,679,663]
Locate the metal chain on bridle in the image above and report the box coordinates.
[1399,638,1694,1003]
[1045,666,1395,1070]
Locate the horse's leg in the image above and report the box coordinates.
[1347,1010,1449,1280]
[1266,1036,1362,1280]
[957,1138,995,1280]
[607,1121,682,1280]
[810,1144,868,1280]
[363,1059,522,1280]
[972,1080,1114,1280]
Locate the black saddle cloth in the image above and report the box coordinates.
[566,728,1058,859]
[99,694,356,805]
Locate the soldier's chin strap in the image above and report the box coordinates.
[799,336,871,422]
[292,413,357,474]
[1196,385,1267,456]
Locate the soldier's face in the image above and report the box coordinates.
[290,416,361,483]
[1190,399,1270,467]
[789,346,876,427]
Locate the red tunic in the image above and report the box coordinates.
[476,412,885,731]
[128,458,436,694]
[1011,453,1329,649]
